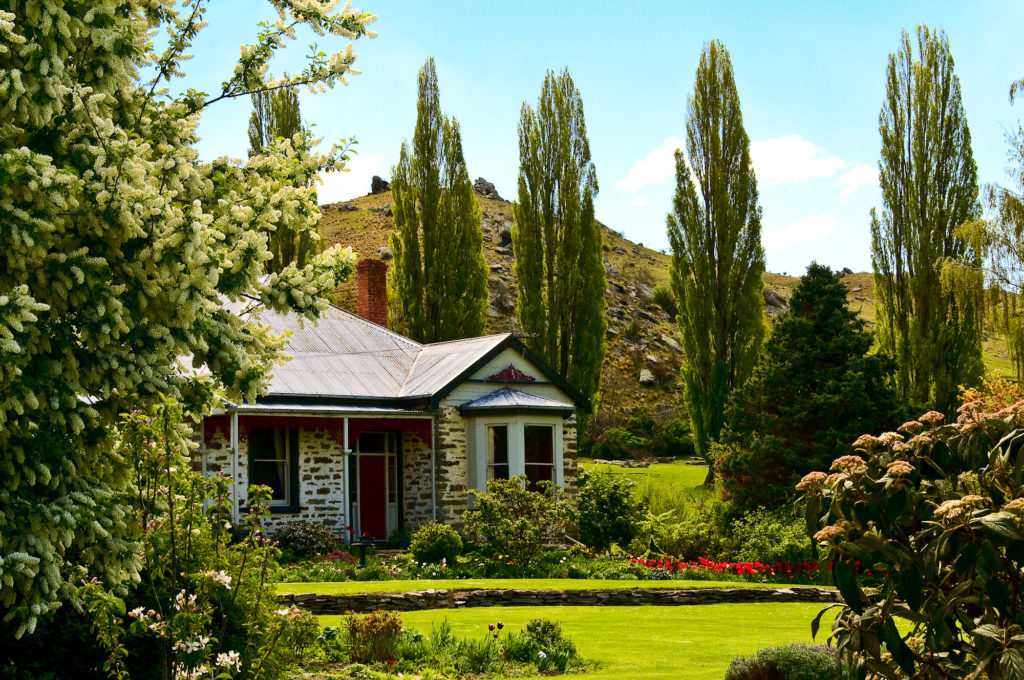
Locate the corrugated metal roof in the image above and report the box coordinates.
[458,387,575,412]
[398,335,508,397]
[222,299,514,402]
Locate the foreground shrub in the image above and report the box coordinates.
[463,476,575,566]
[347,611,404,664]
[725,644,849,680]
[801,396,1024,678]
[578,468,645,551]
[273,520,338,558]
[409,522,463,565]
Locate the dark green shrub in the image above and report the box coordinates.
[346,611,403,664]
[504,619,585,673]
[651,285,678,318]
[272,520,338,558]
[578,468,645,551]
[650,417,695,458]
[409,522,463,565]
[589,426,647,460]
[724,644,849,680]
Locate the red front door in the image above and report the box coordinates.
[358,456,387,541]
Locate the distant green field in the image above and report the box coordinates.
[318,603,839,680]
[580,458,711,514]
[276,578,780,595]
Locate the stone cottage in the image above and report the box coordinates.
[195,259,584,542]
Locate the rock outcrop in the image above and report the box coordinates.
[371,175,390,194]
[473,177,503,201]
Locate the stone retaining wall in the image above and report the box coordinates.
[279,586,841,615]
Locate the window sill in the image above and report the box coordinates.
[269,505,301,515]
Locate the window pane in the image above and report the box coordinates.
[524,426,553,464]
[525,463,553,488]
[487,426,509,481]
[387,455,397,503]
[488,426,508,465]
[359,432,388,453]
[248,428,288,502]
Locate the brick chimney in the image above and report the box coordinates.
[356,258,388,327]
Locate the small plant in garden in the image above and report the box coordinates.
[463,476,576,567]
[272,520,338,559]
[724,644,851,680]
[346,611,404,664]
[799,393,1024,678]
[409,522,464,565]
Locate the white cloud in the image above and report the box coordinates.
[317,154,384,204]
[763,214,839,252]
[838,163,879,197]
[630,196,651,207]
[616,137,682,192]
[750,134,848,184]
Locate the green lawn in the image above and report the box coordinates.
[580,458,712,513]
[277,578,785,595]
[318,603,839,680]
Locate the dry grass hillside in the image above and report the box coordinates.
[318,183,1014,424]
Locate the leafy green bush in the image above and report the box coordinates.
[463,476,575,566]
[273,520,339,558]
[730,507,813,565]
[800,399,1024,678]
[578,468,646,551]
[502,619,585,674]
[724,644,849,680]
[409,522,463,565]
[588,426,647,460]
[651,285,679,318]
[650,417,696,458]
[346,611,404,664]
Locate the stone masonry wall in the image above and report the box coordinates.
[195,425,348,534]
[402,429,434,531]
[433,406,469,526]
[279,586,842,614]
[562,413,578,497]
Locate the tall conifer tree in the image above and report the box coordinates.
[512,69,607,411]
[667,41,765,480]
[248,87,317,272]
[388,59,488,342]
[870,26,983,413]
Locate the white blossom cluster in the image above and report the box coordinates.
[0,0,370,635]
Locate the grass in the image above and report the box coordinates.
[318,603,840,680]
[276,578,785,595]
[580,458,712,513]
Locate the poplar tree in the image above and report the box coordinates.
[667,41,766,480]
[870,26,983,414]
[248,87,318,272]
[388,59,488,342]
[512,69,607,410]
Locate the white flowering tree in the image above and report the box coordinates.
[0,0,374,635]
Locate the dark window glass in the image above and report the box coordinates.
[249,428,289,503]
[359,432,388,453]
[524,425,554,489]
[487,425,509,481]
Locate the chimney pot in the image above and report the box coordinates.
[356,259,388,327]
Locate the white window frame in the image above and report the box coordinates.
[468,414,564,491]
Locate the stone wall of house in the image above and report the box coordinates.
[562,413,578,497]
[195,424,348,534]
[433,406,469,525]
[402,430,434,531]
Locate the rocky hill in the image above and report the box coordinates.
[318,178,1012,425]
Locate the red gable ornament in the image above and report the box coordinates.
[487,364,536,383]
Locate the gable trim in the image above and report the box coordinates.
[428,336,588,410]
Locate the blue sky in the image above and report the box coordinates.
[184,1,1024,274]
